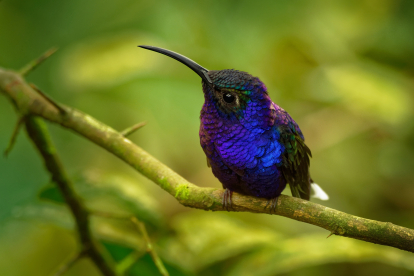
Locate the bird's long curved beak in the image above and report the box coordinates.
[138,45,213,85]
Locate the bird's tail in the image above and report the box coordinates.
[289,179,311,200]
[310,183,329,200]
[289,179,329,201]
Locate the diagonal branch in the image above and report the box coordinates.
[1,67,413,253]
[24,116,117,276]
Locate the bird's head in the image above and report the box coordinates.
[139,45,270,119]
[205,69,268,118]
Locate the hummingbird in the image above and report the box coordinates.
[139,45,328,210]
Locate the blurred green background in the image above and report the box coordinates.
[1,0,414,275]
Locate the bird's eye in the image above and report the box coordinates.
[223,93,235,103]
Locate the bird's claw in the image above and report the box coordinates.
[222,189,233,211]
[265,197,279,213]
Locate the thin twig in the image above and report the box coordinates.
[4,116,25,157]
[120,122,147,137]
[116,250,146,275]
[52,250,86,276]
[19,47,58,77]
[29,83,66,114]
[91,211,168,275]
[131,217,169,276]
[24,116,118,276]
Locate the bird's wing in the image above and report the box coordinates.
[279,114,312,200]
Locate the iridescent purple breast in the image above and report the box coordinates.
[199,70,290,198]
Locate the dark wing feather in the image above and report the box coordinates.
[280,120,312,200]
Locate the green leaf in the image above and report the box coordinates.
[38,183,65,204]
[74,171,165,229]
[101,241,134,262]
[161,212,282,273]
[127,253,192,276]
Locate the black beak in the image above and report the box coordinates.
[138,45,213,85]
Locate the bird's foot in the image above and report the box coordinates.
[265,197,279,213]
[222,189,233,211]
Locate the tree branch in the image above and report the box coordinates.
[24,116,118,276]
[1,67,413,253]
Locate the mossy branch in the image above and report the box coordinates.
[1,66,413,253]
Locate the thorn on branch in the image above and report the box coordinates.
[4,116,26,157]
[29,83,66,114]
[120,122,147,137]
[52,250,86,276]
[327,224,345,238]
[19,47,58,77]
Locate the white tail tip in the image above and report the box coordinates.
[311,183,329,200]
